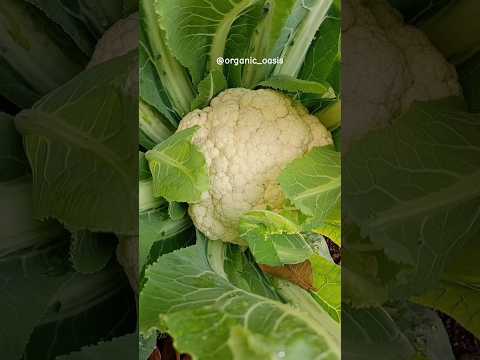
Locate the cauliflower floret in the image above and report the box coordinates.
[88,12,138,68]
[177,88,333,244]
[88,12,139,98]
[343,0,460,150]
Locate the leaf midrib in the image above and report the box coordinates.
[365,169,480,231]
[16,110,131,190]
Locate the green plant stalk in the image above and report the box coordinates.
[141,0,195,116]
[274,0,333,77]
[420,0,480,64]
[0,0,84,94]
[139,179,165,212]
[206,239,228,280]
[275,279,340,345]
[139,100,174,144]
[315,100,341,131]
[208,0,261,75]
[42,266,126,323]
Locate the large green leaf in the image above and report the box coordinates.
[0,239,72,360]
[344,98,480,298]
[279,146,341,225]
[239,210,313,266]
[145,127,209,203]
[15,53,138,235]
[342,305,416,360]
[414,237,480,339]
[155,0,261,84]
[140,244,340,360]
[26,266,135,360]
[311,255,341,322]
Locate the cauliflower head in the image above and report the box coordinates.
[177,88,333,244]
[343,0,460,150]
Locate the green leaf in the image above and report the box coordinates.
[223,245,280,300]
[223,2,264,87]
[26,266,134,360]
[299,2,340,84]
[387,303,455,360]
[139,152,151,180]
[0,112,28,181]
[155,0,260,84]
[191,70,227,110]
[56,334,137,360]
[0,239,72,360]
[69,230,116,274]
[24,0,96,56]
[139,333,157,360]
[145,127,209,203]
[227,326,279,360]
[306,199,341,246]
[458,50,480,112]
[140,0,194,116]
[139,22,178,126]
[310,255,341,322]
[167,201,187,221]
[413,237,480,339]
[139,179,165,213]
[140,244,340,360]
[315,100,341,131]
[259,75,335,98]
[274,0,334,77]
[0,57,41,108]
[240,0,305,88]
[52,0,135,39]
[344,98,480,298]
[239,210,313,266]
[420,0,480,64]
[342,304,416,360]
[139,206,192,271]
[139,100,174,150]
[15,53,138,235]
[0,177,66,258]
[279,146,341,223]
[0,0,86,104]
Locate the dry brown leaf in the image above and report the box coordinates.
[260,260,315,291]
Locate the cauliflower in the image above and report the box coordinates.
[87,12,138,68]
[177,88,333,244]
[343,0,460,150]
[88,12,139,98]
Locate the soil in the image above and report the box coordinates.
[439,312,480,358]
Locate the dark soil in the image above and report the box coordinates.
[151,335,191,360]
[439,312,480,358]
